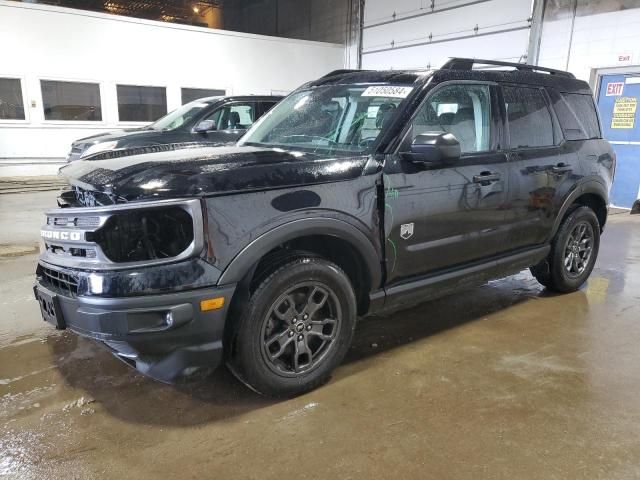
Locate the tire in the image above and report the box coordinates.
[530,206,600,293]
[227,256,357,397]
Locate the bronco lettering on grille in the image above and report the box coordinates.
[41,230,83,241]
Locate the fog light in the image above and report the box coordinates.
[200,297,225,311]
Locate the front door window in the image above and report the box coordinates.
[409,84,491,154]
[207,103,256,130]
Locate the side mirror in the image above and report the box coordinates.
[406,132,461,165]
[194,119,216,133]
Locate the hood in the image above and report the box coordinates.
[58,145,369,201]
[73,128,157,145]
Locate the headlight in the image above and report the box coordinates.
[89,207,194,263]
[81,141,118,159]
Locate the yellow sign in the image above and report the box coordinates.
[611,97,637,129]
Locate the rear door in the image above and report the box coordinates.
[502,84,575,250]
[383,81,511,284]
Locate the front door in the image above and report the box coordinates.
[596,72,640,208]
[383,82,511,285]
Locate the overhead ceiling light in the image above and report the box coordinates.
[193,6,200,13]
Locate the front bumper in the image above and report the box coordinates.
[34,279,236,383]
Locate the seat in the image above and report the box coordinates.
[228,111,241,129]
[449,107,476,152]
[438,112,455,126]
[376,103,397,130]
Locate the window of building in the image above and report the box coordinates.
[0,78,25,120]
[181,88,226,105]
[117,85,167,122]
[41,80,102,121]
[555,92,601,140]
[410,84,492,153]
[503,86,554,148]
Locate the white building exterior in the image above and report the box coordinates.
[0,0,344,175]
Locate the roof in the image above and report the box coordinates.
[308,70,430,87]
[308,58,591,94]
[210,95,285,102]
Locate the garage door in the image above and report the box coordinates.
[361,0,533,70]
[596,73,640,208]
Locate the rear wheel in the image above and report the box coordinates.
[227,256,356,397]
[530,206,600,293]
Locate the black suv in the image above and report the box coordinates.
[66,95,282,161]
[35,59,614,397]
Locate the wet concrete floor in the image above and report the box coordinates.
[1,191,640,479]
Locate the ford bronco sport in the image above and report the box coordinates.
[35,58,614,397]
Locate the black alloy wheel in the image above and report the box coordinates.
[261,282,341,376]
[530,206,600,292]
[228,256,356,397]
[563,221,595,278]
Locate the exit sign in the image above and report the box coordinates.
[616,53,633,64]
[606,82,624,96]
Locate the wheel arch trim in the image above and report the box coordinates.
[550,179,608,239]
[217,217,382,289]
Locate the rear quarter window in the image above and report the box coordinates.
[553,92,602,140]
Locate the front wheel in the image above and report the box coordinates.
[227,256,357,397]
[531,206,600,293]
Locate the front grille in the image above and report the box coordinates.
[49,215,100,227]
[76,216,101,227]
[38,265,79,298]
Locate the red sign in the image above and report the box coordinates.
[606,82,624,96]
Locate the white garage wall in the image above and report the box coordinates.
[538,3,640,82]
[0,0,344,175]
[361,0,533,70]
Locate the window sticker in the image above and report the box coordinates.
[361,86,414,98]
[611,97,637,129]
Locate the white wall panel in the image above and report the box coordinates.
[539,7,640,81]
[362,0,532,70]
[364,0,474,26]
[0,0,344,173]
[363,29,531,70]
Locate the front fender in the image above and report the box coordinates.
[217,217,382,288]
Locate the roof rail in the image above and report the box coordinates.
[440,58,575,79]
[321,69,368,78]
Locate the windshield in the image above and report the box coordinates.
[148,98,218,131]
[240,84,413,155]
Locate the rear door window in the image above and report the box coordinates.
[503,86,554,148]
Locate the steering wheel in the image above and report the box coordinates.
[358,138,376,148]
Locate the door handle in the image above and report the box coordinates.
[551,163,572,174]
[473,172,501,183]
